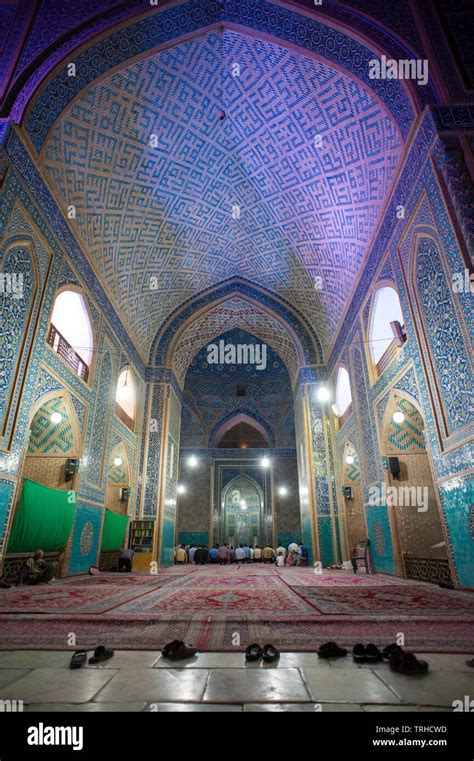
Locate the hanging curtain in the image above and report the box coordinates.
[7,479,75,553]
[100,509,129,551]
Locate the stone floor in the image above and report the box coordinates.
[0,650,472,711]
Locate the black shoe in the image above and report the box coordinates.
[318,641,347,659]
[245,643,263,662]
[165,643,198,661]
[382,643,404,661]
[365,643,382,662]
[69,650,87,669]
[390,651,429,675]
[88,646,114,664]
[352,643,366,663]
[262,644,280,662]
[162,639,184,658]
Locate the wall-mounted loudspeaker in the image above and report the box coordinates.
[342,486,353,500]
[388,456,401,480]
[119,487,130,502]
[390,320,407,346]
[65,459,79,482]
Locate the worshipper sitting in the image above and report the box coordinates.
[18,549,58,585]
[288,541,299,554]
[275,551,285,567]
[217,543,229,565]
[262,544,275,564]
[243,544,251,563]
[188,545,197,563]
[276,541,287,560]
[194,545,209,565]
[209,544,219,564]
[229,546,236,563]
[253,545,262,562]
[175,545,188,564]
[118,547,134,572]
[297,543,309,566]
[235,544,246,562]
[286,548,298,566]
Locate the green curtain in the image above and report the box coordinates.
[7,479,75,553]
[100,509,129,551]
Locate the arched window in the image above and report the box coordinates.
[369,286,405,369]
[116,368,136,429]
[334,366,352,419]
[48,290,93,380]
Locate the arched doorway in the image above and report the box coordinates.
[381,392,451,584]
[221,474,265,547]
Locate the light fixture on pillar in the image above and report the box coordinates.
[188,455,198,468]
[177,484,186,495]
[393,411,405,424]
[345,454,354,465]
[50,412,62,425]
[278,486,288,496]
[113,456,123,467]
[240,500,247,510]
[316,385,330,403]
[261,456,270,468]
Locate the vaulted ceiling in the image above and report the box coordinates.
[41,28,403,362]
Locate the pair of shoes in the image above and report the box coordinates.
[69,646,114,669]
[162,640,198,661]
[318,641,347,659]
[353,643,382,663]
[245,643,280,662]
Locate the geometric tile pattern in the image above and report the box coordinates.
[41,30,402,359]
[0,246,35,429]
[170,297,302,385]
[27,397,76,456]
[415,237,472,433]
[180,328,295,450]
[386,397,426,453]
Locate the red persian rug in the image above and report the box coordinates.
[0,567,472,653]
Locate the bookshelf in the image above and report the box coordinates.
[129,520,154,570]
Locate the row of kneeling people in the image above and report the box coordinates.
[174,542,309,566]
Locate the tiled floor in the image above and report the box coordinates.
[0,650,472,711]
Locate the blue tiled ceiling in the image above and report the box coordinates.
[42,30,403,360]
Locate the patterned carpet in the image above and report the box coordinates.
[0,566,473,653]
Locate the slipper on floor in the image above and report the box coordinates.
[89,645,114,664]
[262,644,280,662]
[162,639,184,658]
[245,643,263,662]
[365,643,382,663]
[466,659,474,668]
[390,651,428,676]
[165,643,198,661]
[318,642,347,659]
[353,643,366,663]
[69,650,87,669]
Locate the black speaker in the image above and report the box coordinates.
[65,458,79,482]
[342,486,353,500]
[389,456,401,479]
[119,487,130,502]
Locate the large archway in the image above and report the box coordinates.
[380,391,452,585]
